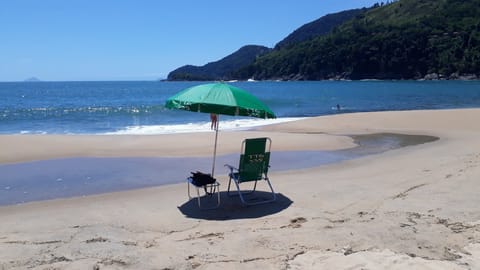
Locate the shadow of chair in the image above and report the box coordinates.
[178,191,292,220]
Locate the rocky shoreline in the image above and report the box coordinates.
[261,72,480,82]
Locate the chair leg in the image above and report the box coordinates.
[227,177,257,197]
[227,176,233,195]
[229,178,276,206]
[244,179,276,206]
[252,180,258,192]
[264,177,277,202]
[232,178,248,205]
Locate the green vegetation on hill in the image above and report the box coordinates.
[237,0,480,80]
[275,8,366,49]
[167,0,480,81]
[166,8,358,81]
[167,45,271,81]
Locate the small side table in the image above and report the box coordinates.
[187,178,220,210]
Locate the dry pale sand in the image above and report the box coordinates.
[1,109,480,270]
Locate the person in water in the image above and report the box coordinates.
[210,113,218,130]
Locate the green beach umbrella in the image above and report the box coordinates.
[165,82,276,118]
[165,82,276,176]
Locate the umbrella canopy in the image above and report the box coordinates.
[165,82,276,119]
[165,82,276,176]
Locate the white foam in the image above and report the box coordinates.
[104,117,305,135]
[20,130,48,135]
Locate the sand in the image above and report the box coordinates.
[1,109,479,269]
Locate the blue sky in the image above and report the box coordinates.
[1,0,380,81]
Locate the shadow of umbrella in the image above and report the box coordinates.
[178,191,293,221]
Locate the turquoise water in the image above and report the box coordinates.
[1,80,480,134]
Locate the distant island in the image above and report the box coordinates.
[167,0,480,81]
[24,77,41,82]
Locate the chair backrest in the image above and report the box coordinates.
[238,137,271,182]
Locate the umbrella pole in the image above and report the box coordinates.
[211,116,219,177]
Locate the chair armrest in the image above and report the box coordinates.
[224,164,238,173]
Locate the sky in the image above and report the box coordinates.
[0,0,381,82]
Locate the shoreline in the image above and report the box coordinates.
[1,109,479,269]
[0,127,356,165]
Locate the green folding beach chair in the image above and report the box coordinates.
[225,137,276,205]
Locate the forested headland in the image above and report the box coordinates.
[168,0,480,81]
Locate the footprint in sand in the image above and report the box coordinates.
[121,240,137,246]
[144,240,157,248]
[85,237,108,243]
[285,217,307,228]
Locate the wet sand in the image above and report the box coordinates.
[0,133,437,206]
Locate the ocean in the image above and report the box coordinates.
[2,80,480,135]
